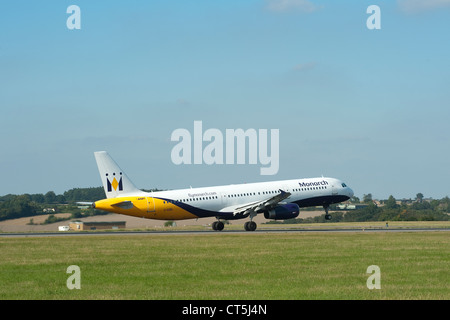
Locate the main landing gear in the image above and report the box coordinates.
[212,220,224,231]
[244,221,257,231]
[244,212,257,231]
[211,219,257,231]
[324,204,332,221]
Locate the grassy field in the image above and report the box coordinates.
[0,230,448,300]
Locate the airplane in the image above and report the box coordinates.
[90,151,354,231]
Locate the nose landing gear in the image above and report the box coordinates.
[324,204,332,220]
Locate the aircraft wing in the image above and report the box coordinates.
[220,189,291,217]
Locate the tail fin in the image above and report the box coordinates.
[94,151,141,198]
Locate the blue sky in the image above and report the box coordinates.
[1,0,449,199]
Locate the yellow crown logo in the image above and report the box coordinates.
[106,173,123,192]
[111,177,119,191]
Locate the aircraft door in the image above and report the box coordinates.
[147,197,156,213]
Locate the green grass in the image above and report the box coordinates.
[0,231,448,299]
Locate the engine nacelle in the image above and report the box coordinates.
[264,203,300,220]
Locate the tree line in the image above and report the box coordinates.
[0,187,105,221]
[1,188,449,223]
[273,195,450,224]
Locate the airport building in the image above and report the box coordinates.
[69,221,126,231]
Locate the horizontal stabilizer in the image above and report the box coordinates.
[76,202,94,206]
[111,200,134,209]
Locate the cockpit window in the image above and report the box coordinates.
[341,183,347,187]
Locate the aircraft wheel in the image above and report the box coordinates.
[216,221,224,231]
[325,214,332,220]
[244,221,257,231]
[212,221,224,231]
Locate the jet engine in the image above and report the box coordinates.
[263,203,300,220]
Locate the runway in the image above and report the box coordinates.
[1,227,448,238]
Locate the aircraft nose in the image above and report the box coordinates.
[347,187,354,198]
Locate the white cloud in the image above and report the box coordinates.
[265,0,319,13]
[398,0,450,14]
